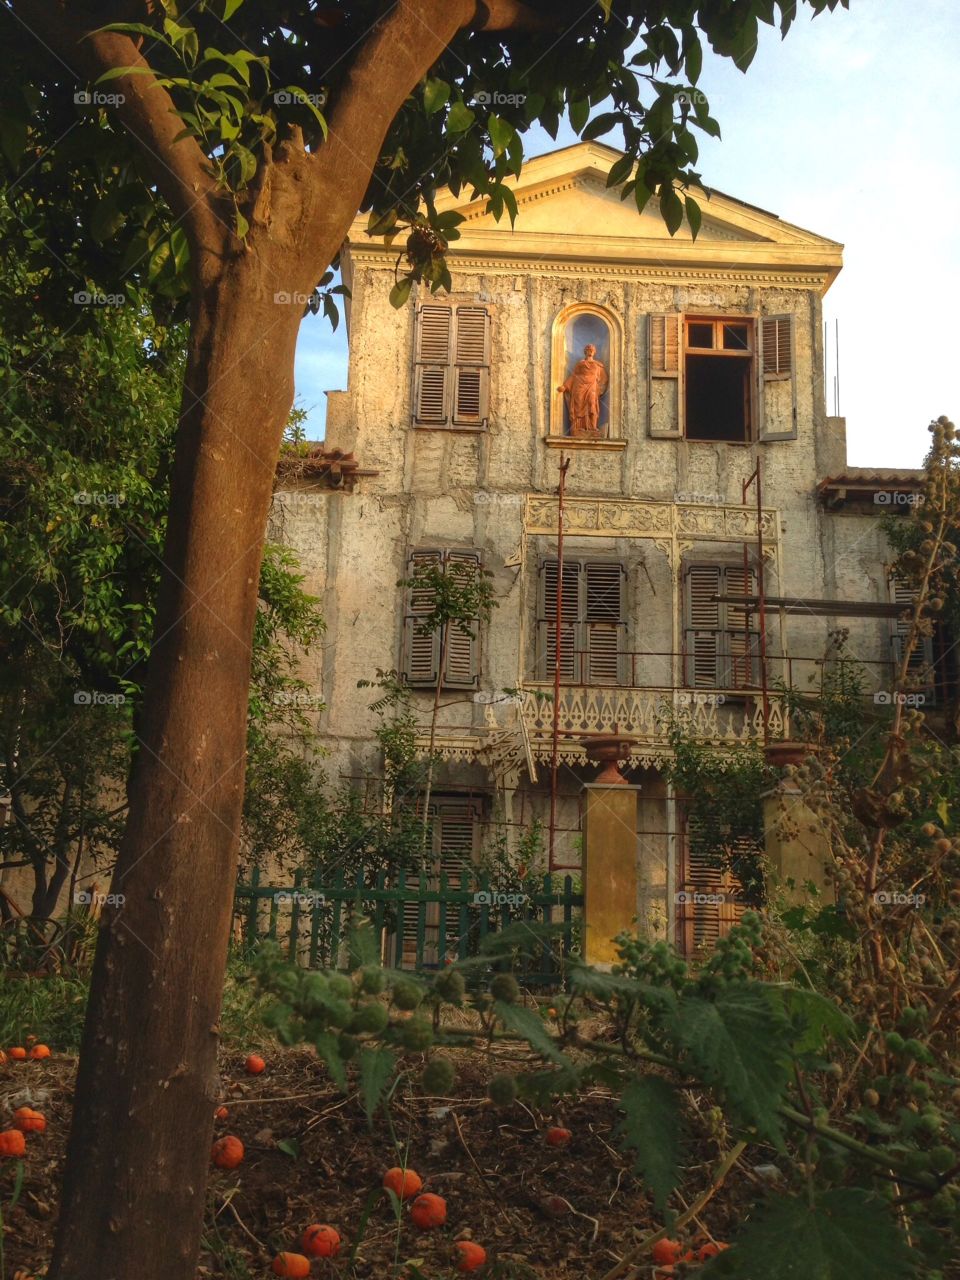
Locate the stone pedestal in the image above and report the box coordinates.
[582,783,640,966]
[762,779,836,908]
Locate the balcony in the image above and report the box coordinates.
[520,650,899,765]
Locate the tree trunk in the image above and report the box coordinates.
[47,255,305,1280]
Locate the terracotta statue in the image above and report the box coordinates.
[558,344,608,438]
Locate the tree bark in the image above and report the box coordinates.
[22,1,521,1276]
[47,254,306,1280]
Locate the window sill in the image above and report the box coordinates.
[543,436,626,451]
[412,423,488,434]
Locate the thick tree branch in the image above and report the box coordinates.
[11,1,223,258]
[471,0,563,31]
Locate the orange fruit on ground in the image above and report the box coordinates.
[270,1253,310,1278]
[651,1239,683,1265]
[545,1126,572,1147]
[8,1047,27,1061]
[0,1129,27,1157]
[244,1053,265,1075]
[699,1242,729,1260]
[28,1044,50,1060]
[0,1050,7,1065]
[410,1192,447,1229]
[383,1166,423,1201]
[215,1106,229,1120]
[12,1108,45,1134]
[211,1135,244,1169]
[302,1224,340,1258]
[455,1240,487,1272]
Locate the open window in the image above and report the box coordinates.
[402,550,481,689]
[536,559,626,684]
[648,313,797,442]
[413,303,490,429]
[683,563,759,689]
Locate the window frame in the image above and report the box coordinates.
[536,558,627,685]
[682,561,761,691]
[412,301,491,431]
[647,311,798,443]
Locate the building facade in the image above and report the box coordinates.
[274,141,928,949]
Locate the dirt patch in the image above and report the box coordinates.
[1,1048,754,1278]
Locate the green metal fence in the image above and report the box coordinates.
[234,866,583,986]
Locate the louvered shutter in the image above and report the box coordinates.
[538,560,581,681]
[403,551,442,685]
[684,565,722,687]
[890,575,935,702]
[414,305,452,424]
[400,798,480,967]
[722,565,759,688]
[757,314,798,441]
[452,306,490,426]
[678,809,746,956]
[584,562,625,685]
[443,552,481,688]
[648,313,683,438]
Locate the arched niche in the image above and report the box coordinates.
[549,303,621,441]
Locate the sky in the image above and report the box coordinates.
[294,0,959,469]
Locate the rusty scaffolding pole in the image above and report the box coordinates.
[548,453,571,873]
[742,461,771,744]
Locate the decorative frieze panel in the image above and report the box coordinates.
[525,496,778,544]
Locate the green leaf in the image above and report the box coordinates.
[234,209,249,240]
[276,1137,300,1159]
[446,101,475,134]
[616,1076,685,1210]
[582,111,620,142]
[684,30,703,84]
[493,1000,571,1068]
[659,185,684,236]
[487,114,514,158]
[568,98,589,135]
[700,1189,915,1280]
[667,984,792,1141]
[89,192,126,245]
[314,1030,347,1090]
[359,1048,396,1120]
[346,916,380,968]
[605,153,634,189]
[223,0,245,18]
[389,277,411,309]
[685,195,702,240]
[424,78,450,115]
[778,986,854,1054]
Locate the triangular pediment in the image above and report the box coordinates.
[346,141,842,291]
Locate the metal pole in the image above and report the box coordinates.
[548,453,570,873]
[754,459,770,743]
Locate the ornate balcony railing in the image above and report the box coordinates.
[521,683,788,765]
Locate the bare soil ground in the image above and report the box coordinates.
[1,1047,754,1279]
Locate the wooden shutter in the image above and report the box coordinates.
[890,575,935,701]
[757,314,797,441]
[722,565,759,688]
[677,809,745,956]
[404,550,442,685]
[414,305,452,424]
[648,313,683,438]
[684,564,722,687]
[400,797,481,967]
[443,551,481,688]
[584,562,625,685]
[538,559,580,681]
[452,306,490,426]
